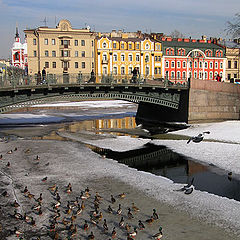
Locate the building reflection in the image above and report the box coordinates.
[33,116,136,140]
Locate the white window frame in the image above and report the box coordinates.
[113,54,117,62]
[171,61,175,68]
[182,61,186,68]
[177,61,181,68]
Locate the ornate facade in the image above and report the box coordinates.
[160,37,226,82]
[95,33,162,82]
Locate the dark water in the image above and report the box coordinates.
[89,142,240,202]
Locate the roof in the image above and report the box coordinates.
[218,40,240,49]
[162,40,224,50]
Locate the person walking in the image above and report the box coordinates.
[42,67,46,84]
[216,74,221,82]
[131,67,138,83]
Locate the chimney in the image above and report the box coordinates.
[202,35,207,42]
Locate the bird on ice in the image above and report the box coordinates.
[187,131,210,144]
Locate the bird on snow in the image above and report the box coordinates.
[187,131,210,144]
[175,178,195,194]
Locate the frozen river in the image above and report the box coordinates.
[0,100,240,239]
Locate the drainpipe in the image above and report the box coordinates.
[34,29,40,73]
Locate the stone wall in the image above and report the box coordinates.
[189,79,240,122]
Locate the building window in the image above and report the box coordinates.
[171,61,175,68]
[61,40,70,47]
[52,62,56,68]
[177,61,180,68]
[121,66,125,75]
[33,39,37,45]
[45,62,49,68]
[194,71,197,79]
[171,71,175,79]
[82,62,85,68]
[145,43,150,50]
[154,67,158,74]
[220,62,223,69]
[199,62,203,68]
[128,66,133,74]
[136,43,139,49]
[129,43,132,49]
[194,61,198,68]
[234,61,238,69]
[199,71,202,79]
[113,43,117,48]
[234,73,237,78]
[189,61,192,68]
[182,71,186,79]
[205,62,208,69]
[166,61,169,68]
[228,61,231,68]
[102,54,107,61]
[205,50,212,57]
[74,40,78,46]
[113,66,118,75]
[215,62,218,69]
[75,51,78,57]
[177,71,181,79]
[146,66,150,75]
[209,71,213,79]
[204,71,208,80]
[121,54,125,62]
[81,51,85,57]
[210,62,213,69]
[128,54,133,61]
[44,39,48,45]
[61,50,70,57]
[52,51,56,57]
[52,39,56,45]
[103,42,107,48]
[156,44,161,50]
[182,61,186,68]
[136,54,140,61]
[103,66,107,75]
[45,50,49,57]
[33,51,37,57]
[121,43,124,49]
[228,74,231,80]
[75,62,78,68]
[81,40,85,46]
[145,55,149,62]
[113,54,117,61]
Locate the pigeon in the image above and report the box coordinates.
[187,131,210,144]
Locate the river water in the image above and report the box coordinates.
[1,104,240,203]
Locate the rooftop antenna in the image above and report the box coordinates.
[42,17,48,27]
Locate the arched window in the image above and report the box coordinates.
[182,61,186,68]
[194,71,198,79]
[145,55,149,62]
[121,66,125,75]
[177,71,181,79]
[178,48,185,56]
[15,52,19,60]
[171,71,175,79]
[102,54,107,61]
[182,71,186,79]
[177,61,181,68]
[209,71,213,79]
[113,54,117,62]
[204,71,208,80]
[216,50,223,57]
[166,48,174,55]
[205,50,212,57]
[194,61,198,68]
[102,42,107,48]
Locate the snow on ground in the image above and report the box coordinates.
[175,120,240,144]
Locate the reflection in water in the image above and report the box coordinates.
[90,143,240,202]
[33,116,136,140]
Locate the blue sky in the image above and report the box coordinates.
[0,0,239,58]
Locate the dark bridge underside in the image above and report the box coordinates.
[0,84,187,114]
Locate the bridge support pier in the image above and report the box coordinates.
[135,89,189,127]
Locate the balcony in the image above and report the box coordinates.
[59,44,71,49]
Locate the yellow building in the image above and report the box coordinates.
[95,33,162,83]
[24,19,96,83]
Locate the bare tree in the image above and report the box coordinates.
[226,13,240,38]
[169,30,185,38]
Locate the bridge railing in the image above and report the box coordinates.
[0,73,189,89]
